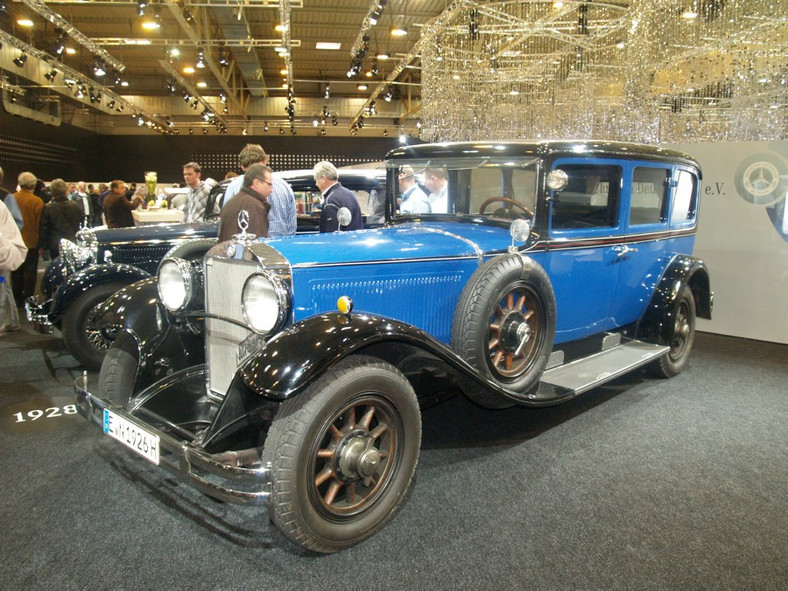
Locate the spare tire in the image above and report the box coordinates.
[157,237,218,274]
[452,254,556,408]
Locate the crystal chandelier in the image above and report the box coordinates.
[420,0,787,143]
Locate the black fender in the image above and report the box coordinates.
[41,256,69,299]
[635,254,712,345]
[239,311,563,406]
[97,276,205,385]
[49,263,151,322]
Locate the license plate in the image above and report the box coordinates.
[103,409,160,465]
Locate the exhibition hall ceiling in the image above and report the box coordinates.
[0,1,783,139]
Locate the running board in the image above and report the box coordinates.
[539,340,669,395]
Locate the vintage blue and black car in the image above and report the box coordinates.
[27,170,383,369]
[75,140,712,553]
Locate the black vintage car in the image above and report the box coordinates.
[26,170,384,368]
[76,141,711,553]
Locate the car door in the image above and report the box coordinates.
[609,162,674,326]
[544,159,625,344]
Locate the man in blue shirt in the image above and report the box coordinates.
[313,161,363,232]
[223,144,296,238]
[398,165,430,214]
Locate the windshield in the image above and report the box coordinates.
[388,157,539,221]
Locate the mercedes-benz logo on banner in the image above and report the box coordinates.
[237,210,250,235]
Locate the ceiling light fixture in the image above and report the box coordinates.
[17,17,34,27]
[218,44,229,67]
[390,25,407,37]
[93,59,106,77]
[195,49,206,68]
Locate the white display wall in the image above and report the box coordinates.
[667,140,787,344]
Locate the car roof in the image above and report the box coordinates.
[386,140,701,170]
[275,168,385,191]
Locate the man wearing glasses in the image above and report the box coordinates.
[218,164,274,242]
[223,143,296,238]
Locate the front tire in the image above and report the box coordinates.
[650,285,696,378]
[62,282,127,370]
[262,355,421,553]
[98,331,138,407]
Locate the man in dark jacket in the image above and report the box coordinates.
[218,164,273,242]
[313,160,363,233]
[38,178,82,259]
[103,180,143,228]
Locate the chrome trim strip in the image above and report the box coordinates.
[291,254,480,269]
[417,226,485,261]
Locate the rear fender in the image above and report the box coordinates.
[635,254,712,345]
[50,263,150,321]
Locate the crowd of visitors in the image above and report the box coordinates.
[0,143,382,332]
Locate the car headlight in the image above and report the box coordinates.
[60,239,95,272]
[158,257,201,312]
[241,271,290,335]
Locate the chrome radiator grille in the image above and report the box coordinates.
[204,257,260,397]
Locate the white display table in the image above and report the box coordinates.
[132,209,185,225]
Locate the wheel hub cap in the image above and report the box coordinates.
[337,435,380,484]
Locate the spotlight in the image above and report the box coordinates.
[384,87,393,102]
[137,0,148,17]
[332,116,338,126]
[320,128,326,136]
[279,127,284,135]
[195,49,206,69]
[182,8,196,25]
[44,69,58,82]
[313,117,318,127]
[183,91,191,102]
[202,128,208,134]
[13,53,27,68]
[218,44,229,67]
[191,99,199,109]
[383,129,388,136]
[219,92,227,103]
[263,122,269,132]
[107,99,115,109]
[324,84,330,99]
[93,60,106,77]
[167,79,177,94]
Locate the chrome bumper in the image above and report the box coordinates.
[74,372,271,506]
[25,296,54,334]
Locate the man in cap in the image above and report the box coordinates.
[398,165,430,214]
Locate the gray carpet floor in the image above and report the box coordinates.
[0,318,785,589]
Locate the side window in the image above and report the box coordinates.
[630,166,669,225]
[671,170,697,223]
[551,164,621,229]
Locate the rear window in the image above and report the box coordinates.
[630,166,669,225]
[671,170,697,223]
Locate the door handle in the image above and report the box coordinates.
[613,245,638,259]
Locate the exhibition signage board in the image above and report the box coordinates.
[668,140,787,344]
